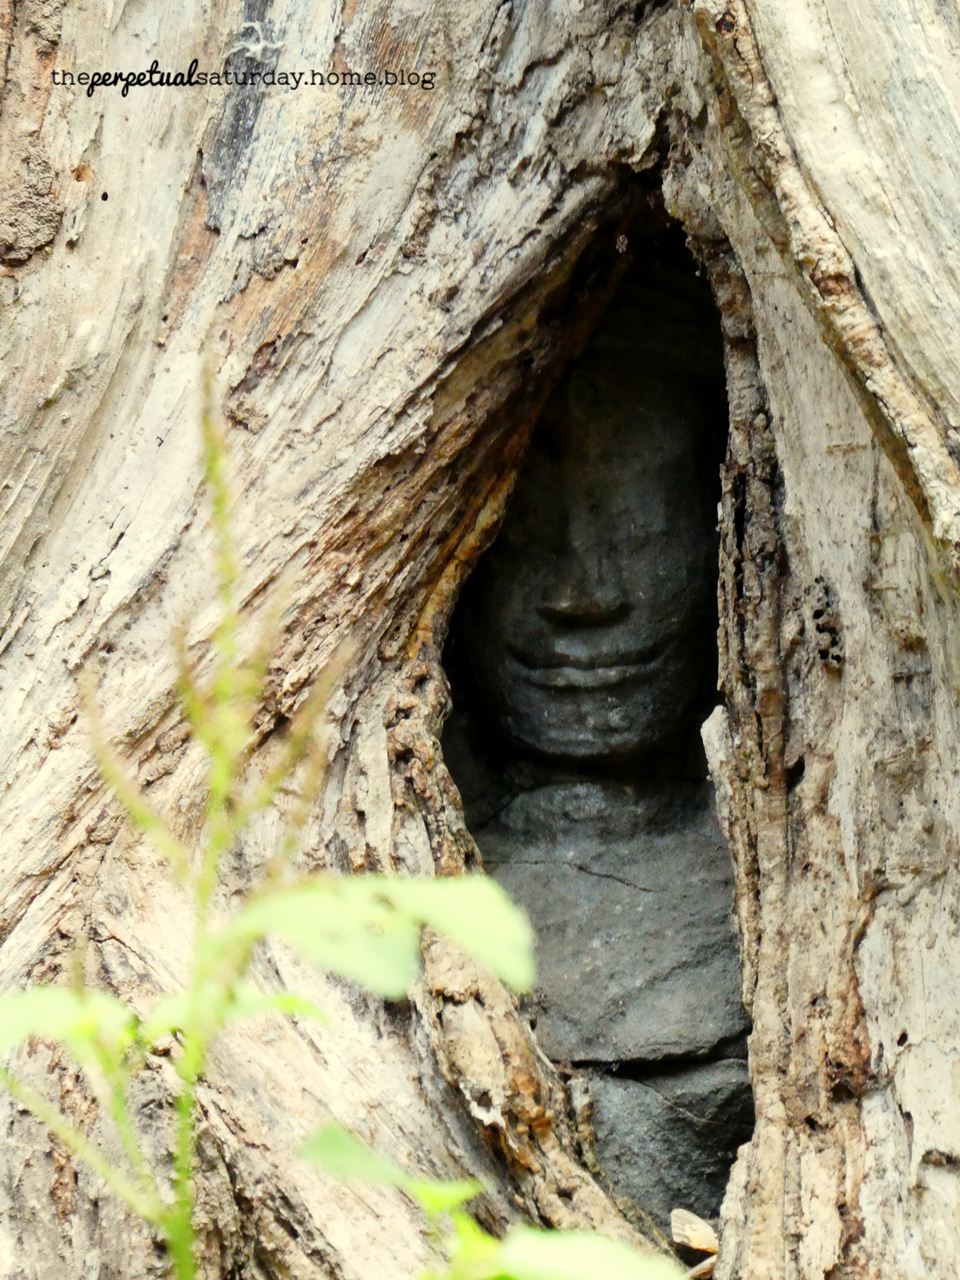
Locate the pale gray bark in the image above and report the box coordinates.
[1,0,959,1277]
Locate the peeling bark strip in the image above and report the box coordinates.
[666,10,960,1275]
[692,0,960,589]
[3,0,960,1276]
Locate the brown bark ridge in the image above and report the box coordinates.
[2,0,960,1276]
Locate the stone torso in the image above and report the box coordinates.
[478,781,744,1064]
[474,779,751,1225]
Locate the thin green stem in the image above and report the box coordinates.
[165,1066,200,1280]
[54,386,350,1280]
[0,1067,163,1224]
[83,680,191,881]
[160,910,213,1278]
[161,907,255,1279]
[96,1048,161,1205]
[196,369,249,919]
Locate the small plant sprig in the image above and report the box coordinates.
[302,1123,685,1280]
[0,381,682,1280]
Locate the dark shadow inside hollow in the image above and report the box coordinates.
[442,230,754,1232]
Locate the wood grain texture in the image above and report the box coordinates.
[3,0,960,1276]
[686,4,960,1275]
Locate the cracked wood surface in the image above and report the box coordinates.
[2,0,960,1277]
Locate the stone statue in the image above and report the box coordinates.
[443,246,753,1230]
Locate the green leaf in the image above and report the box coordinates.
[224,873,534,1000]
[228,986,327,1024]
[138,992,190,1043]
[224,881,422,997]
[139,984,325,1045]
[300,1121,411,1186]
[380,876,535,992]
[408,1177,482,1216]
[445,1209,503,1273]
[494,1227,684,1280]
[301,1122,482,1217]
[0,988,137,1058]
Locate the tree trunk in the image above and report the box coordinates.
[1,1,958,1277]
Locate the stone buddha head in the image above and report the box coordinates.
[454,251,725,767]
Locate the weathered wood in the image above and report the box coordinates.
[675,5,960,1274]
[2,0,960,1276]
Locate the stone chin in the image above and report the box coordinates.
[494,681,691,763]
[502,723,662,763]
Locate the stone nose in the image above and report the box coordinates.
[536,578,629,626]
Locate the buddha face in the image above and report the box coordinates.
[457,337,719,765]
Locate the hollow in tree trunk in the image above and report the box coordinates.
[2,1,960,1277]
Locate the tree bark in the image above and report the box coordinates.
[1,1,959,1277]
